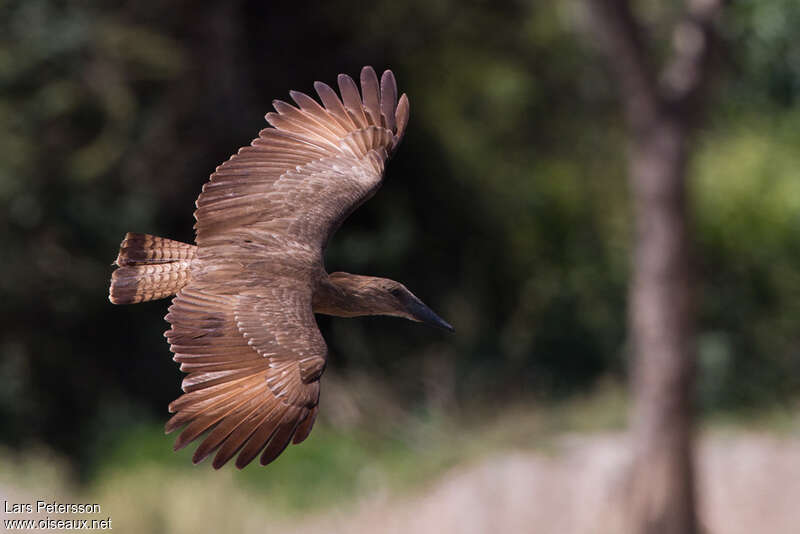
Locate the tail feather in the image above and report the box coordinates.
[116,233,196,265]
[110,232,196,305]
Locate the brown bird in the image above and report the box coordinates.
[108,66,453,470]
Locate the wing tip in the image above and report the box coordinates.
[394,93,410,148]
[212,459,226,470]
[360,64,378,80]
[337,72,358,90]
[292,406,318,444]
[172,434,191,452]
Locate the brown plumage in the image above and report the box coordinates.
[109,67,453,469]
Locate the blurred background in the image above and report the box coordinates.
[1,0,799,532]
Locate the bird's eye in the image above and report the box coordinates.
[390,288,402,297]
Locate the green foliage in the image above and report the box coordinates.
[88,419,467,514]
[692,112,800,407]
[726,0,800,106]
[0,0,798,479]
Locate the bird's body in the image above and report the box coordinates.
[109,67,452,469]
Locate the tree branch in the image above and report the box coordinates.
[587,0,660,130]
[588,0,724,130]
[659,0,724,111]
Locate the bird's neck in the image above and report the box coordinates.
[312,272,389,318]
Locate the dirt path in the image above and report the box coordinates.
[290,433,800,534]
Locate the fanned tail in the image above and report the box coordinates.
[109,233,196,304]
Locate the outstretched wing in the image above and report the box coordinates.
[163,67,409,468]
[164,283,325,469]
[193,66,410,258]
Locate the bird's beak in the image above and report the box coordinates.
[406,297,455,332]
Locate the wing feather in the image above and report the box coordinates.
[380,70,398,132]
[258,413,303,466]
[292,405,318,444]
[164,389,247,433]
[314,81,356,130]
[234,406,291,468]
[164,285,323,469]
[359,66,382,126]
[172,389,258,452]
[270,99,343,142]
[289,90,350,137]
[211,400,281,469]
[195,70,408,249]
[395,93,410,146]
[190,388,273,464]
[337,73,368,129]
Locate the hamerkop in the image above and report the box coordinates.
[109,67,453,469]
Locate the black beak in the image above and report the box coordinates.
[407,297,455,332]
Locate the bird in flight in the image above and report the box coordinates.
[109,66,453,469]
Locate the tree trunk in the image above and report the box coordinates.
[586,2,723,532]
[627,116,697,534]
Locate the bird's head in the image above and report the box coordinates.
[326,273,454,332]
